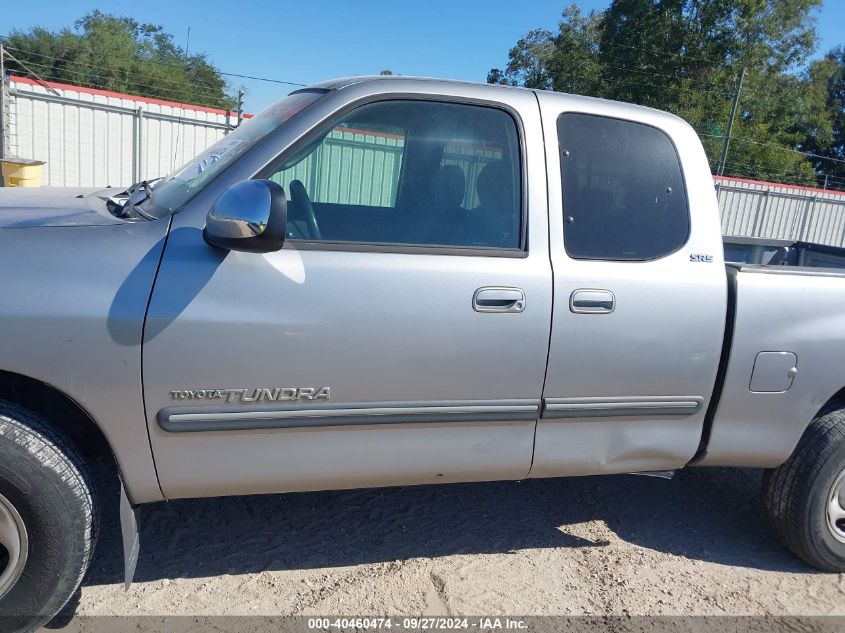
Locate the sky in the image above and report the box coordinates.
[2,0,844,113]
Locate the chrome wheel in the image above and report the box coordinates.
[828,469,845,544]
[0,492,28,599]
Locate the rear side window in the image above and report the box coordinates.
[557,113,689,261]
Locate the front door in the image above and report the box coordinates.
[142,92,552,499]
[531,96,727,477]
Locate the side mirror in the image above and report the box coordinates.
[203,180,287,253]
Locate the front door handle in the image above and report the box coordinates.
[473,287,525,313]
[570,289,615,314]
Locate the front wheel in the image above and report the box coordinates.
[763,407,845,571]
[0,402,97,632]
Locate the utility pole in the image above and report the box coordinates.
[823,174,829,190]
[718,67,746,177]
[237,89,244,127]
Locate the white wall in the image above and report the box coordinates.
[8,76,238,187]
[715,176,845,248]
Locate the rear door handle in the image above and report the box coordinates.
[473,287,525,313]
[570,289,615,314]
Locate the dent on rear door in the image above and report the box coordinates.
[531,97,727,477]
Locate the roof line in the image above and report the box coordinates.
[714,175,845,198]
[9,74,253,118]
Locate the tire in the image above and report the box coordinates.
[763,407,845,572]
[0,402,97,633]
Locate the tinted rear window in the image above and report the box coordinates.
[557,113,689,261]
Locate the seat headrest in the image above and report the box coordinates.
[431,164,465,208]
[476,161,513,209]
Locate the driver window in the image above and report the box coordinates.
[263,100,522,250]
[271,123,405,208]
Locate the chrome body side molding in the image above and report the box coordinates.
[158,396,704,433]
[158,399,541,433]
[542,396,704,419]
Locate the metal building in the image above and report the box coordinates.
[715,176,845,249]
[3,75,240,187]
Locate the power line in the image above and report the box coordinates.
[596,70,735,98]
[0,38,306,89]
[703,138,845,190]
[550,64,736,101]
[2,47,226,96]
[716,157,845,189]
[566,37,740,88]
[733,138,845,165]
[597,62,731,91]
[719,158,811,179]
[598,38,728,67]
[217,71,304,87]
[4,56,235,107]
[2,49,60,96]
[1,44,221,89]
[696,130,845,166]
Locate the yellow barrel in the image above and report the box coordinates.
[1,158,46,187]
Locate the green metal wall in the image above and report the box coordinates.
[270,126,504,210]
[271,128,404,207]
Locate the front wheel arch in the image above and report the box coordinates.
[0,370,116,467]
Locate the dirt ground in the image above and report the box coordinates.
[65,468,845,619]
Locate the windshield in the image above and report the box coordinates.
[140,90,325,218]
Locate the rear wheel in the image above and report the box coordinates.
[0,402,97,632]
[763,407,845,571]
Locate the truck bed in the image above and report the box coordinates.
[736,263,845,278]
[698,263,845,467]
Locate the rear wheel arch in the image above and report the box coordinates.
[817,385,845,420]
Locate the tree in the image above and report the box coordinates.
[489,6,604,95]
[4,11,235,109]
[801,48,845,187]
[489,1,841,187]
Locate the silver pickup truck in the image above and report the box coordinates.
[2,76,845,630]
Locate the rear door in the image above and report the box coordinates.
[142,87,553,499]
[532,94,727,477]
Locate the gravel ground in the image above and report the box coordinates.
[62,468,845,619]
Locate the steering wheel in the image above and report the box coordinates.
[288,180,322,240]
